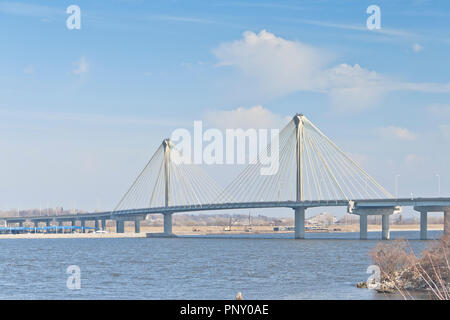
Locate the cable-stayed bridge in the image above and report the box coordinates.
[3,114,450,240]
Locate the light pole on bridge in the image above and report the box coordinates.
[395,174,400,199]
[436,174,441,197]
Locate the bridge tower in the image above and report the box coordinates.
[294,113,304,202]
[293,114,306,239]
[162,138,173,236]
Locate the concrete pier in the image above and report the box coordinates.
[163,213,172,235]
[350,205,400,240]
[116,220,124,233]
[360,213,368,240]
[134,219,141,233]
[381,214,390,240]
[80,220,86,233]
[101,219,106,231]
[95,219,99,230]
[415,206,450,239]
[445,210,449,235]
[420,211,428,240]
[294,207,305,239]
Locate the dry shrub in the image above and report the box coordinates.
[370,239,415,281]
[412,235,449,299]
[370,235,450,299]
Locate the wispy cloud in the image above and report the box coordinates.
[428,104,450,117]
[281,18,416,38]
[72,56,89,75]
[205,105,289,130]
[0,1,62,17]
[0,108,189,128]
[23,65,34,74]
[213,1,305,11]
[412,43,424,52]
[148,14,214,24]
[376,126,417,141]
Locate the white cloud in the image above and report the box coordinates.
[205,105,289,130]
[213,30,450,111]
[323,64,386,111]
[72,56,89,75]
[213,31,385,110]
[213,30,328,97]
[412,43,424,52]
[376,126,417,141]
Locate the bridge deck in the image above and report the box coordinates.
[2,198,450,222]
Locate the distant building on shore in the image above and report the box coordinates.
[307,212,337,226]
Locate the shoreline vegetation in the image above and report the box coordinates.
[358,235,449,300]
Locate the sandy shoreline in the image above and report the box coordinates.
[0,224,443,239]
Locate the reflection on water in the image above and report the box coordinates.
[0,230,442,299]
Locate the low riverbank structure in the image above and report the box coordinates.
[0,226,96,234]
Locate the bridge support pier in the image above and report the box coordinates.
[445,211,450,235]
[360,213,368,240]
[381,214,390,240]
[415,206,450,239]
[164,213,173,236]
[102,219,107,231]
[95,219,99,230]
[420,211,428,240]
[81,220,86,233]
[134,219,141,233]
[116,220,125,233]
[19,221,23,228]
[350,206,400,240]
[294,208,305,239]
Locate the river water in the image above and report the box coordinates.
[0,230,442,299]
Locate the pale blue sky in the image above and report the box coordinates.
[1,0,449,217]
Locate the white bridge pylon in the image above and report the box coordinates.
[216,114,392,203]
[114,139,224,211]
[114,114,392,213]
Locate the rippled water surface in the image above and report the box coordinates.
[0,230,442,299]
